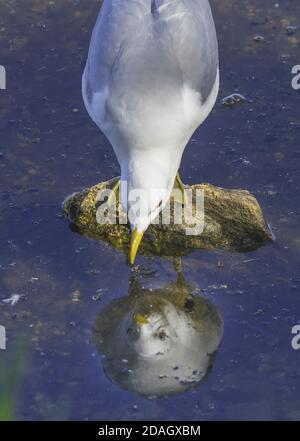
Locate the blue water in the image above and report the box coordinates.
[0,0,300,421]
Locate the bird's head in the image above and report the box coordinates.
[121,153,177,264]
[127,299,180,358]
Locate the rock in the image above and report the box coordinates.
[63,177,273,258]
[222,93,247,107]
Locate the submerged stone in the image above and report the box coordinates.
[222,93,247,107]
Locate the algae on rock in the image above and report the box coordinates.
[63,177,273,257]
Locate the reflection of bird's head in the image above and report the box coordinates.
[127,298,217,363]
[93,277,223,398]
[128,301,178,358]
[121,155,177,264]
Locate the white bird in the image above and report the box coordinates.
[82,0,219,263]
[93,277,224,397]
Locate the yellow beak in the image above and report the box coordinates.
[129,228,145,265]
[133,313,149,327]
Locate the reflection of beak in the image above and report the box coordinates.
[133,313,149,327]
[129,228,145,265]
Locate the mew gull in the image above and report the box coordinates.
[82,0,219,263]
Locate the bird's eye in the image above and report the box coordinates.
[157,200,163,208]
[156,329,167,340]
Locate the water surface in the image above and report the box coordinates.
[0,0,300,421]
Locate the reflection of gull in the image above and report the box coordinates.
[93,273,223,397]
[83,0,219,263]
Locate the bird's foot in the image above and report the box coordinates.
[172,172,189,206]
[107,179,120,207]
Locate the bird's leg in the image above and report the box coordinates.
[172,172,188,205]
[106,179,120,207]
[176,172,184,188]
[173,256,183,274]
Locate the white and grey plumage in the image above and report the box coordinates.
[82,0,219,262]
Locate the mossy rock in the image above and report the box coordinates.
[63,177,273,257]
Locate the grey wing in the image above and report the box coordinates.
[153,0,219,101]
[83,0,219,123]
[83,0,149,100]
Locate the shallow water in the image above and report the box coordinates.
[0,0,300,421]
